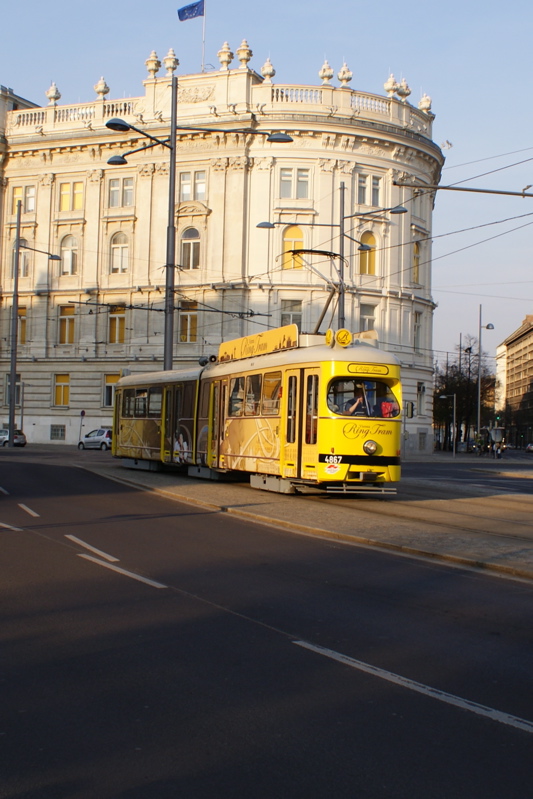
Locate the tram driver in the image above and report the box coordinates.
[342,388,366,416]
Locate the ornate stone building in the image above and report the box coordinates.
[0,44,443,450]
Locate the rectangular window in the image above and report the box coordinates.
[148,387,163,418]
[59,181,83,211]
[59,306,75,344]
[358,174,367,205]
[280,168,293,198]
[194,171,206,201]
[109,177,134,207]
[134,388,148,418]
[417,382,426,416]
[414,311,422,352]
[18,307,27,345]
[6,373,21,406]
[54,374,70,406]
[287,375,297,444]
[296,169,309,199]
[244,374,262,416]
[24,186,36,212]
[179,172,191,202]
[360,304,376,332]
[229,377,245,417]
[50,424,66,441]
[305,374,318,445]
[371,176,381,207]
[261,371,282,416]
[281,299,302,331]
[280,168,310,199]
[12,186,23,214]
[179,301,198,343]
[12,186,36,214]
[122,177,134,206]
[109,179,120,208]
[179,171,206,202]
[104,374,119,407]
[108,306,125,344]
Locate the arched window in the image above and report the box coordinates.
[60,235,78,275]
[359,232,376,275]
[110,232,129,273]
[412,241,420,284]
[282,225,304,270]
[12,239,30,278]
[180,228,200,269]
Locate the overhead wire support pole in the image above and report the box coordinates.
[393,181,533,199]
[9,201,22,448]
[164,74,178,371]
[338,181,345,329]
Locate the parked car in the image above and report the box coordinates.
[525,443,533,453]
[0,428,27,447]
[78,428,112,450]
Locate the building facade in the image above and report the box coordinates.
[495,316,533,447]
[0,43,443,450]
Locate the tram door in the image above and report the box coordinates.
[283,368,320,480]
[300,369,320,482]
[162,386,174,463]
[209,379,228,469]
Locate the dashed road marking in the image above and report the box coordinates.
[65,534,120,562]
[78,554,167,588]
[294,640,533,735]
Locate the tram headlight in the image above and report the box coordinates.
[363,440,378,455]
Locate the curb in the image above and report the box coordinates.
[81,465,533,583]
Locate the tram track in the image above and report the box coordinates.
[303,484,533,545]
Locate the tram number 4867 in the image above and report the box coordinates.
[324,455,343,465]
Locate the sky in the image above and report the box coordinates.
[2,0,532,368]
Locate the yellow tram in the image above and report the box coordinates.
[113,325,405,493]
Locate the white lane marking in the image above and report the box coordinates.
[78,554,167,588]
[65,535,120,563]
[0,521,22,531]
[294,640,533,735]
[18,503,40,518]
[0,486,9,495]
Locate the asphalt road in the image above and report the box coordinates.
[1,450,533,798]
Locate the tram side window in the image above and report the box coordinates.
[182,381,196,417]
[199,380,210,418]
[229,377,245,417]
[305,375,318,445]
[122,388,135,417]
[287,375,297,443]
[262,371,282,415]
[148,387,163,418]
[244,374,262,416]
[134,388,148,417]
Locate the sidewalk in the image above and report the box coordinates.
[80,455,533,584]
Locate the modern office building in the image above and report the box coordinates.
[495,315,533,446]
[0,43,443,450]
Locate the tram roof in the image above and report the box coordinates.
[116,341,399,388]
[204,341,400,377]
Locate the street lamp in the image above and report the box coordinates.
[476,304,494,441]
[9,201,60,447]
[439,393,457,458]
[106,74,292,370]
[258,182,407,328]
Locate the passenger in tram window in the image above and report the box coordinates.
[343,389,365,416]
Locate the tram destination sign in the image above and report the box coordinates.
[218,324,299,363]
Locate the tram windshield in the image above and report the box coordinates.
[327,379,400,418]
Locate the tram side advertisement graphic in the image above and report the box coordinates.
[113,325,403,493]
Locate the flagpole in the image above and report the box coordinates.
[201,0,206,71]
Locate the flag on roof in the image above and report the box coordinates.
[177,0,204,20]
